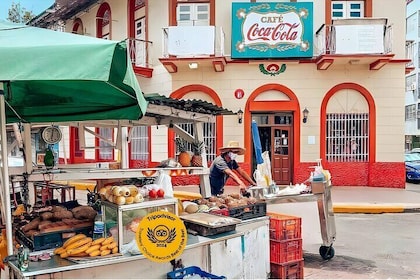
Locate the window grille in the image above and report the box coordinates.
[175,122,216,163]
[406,104,416,120]
[130,126,149,162]
[326,113,368,162]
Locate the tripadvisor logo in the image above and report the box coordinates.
[136,211,187,262]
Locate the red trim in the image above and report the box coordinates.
[162,62,178,73]
[133,66,153,78]
[245,84,300,183]
[369,59,390,70]
[72,18,83,34]
[169,85,223,158]
[317,58,334,70]
[96,2,111,39]
[320,83,376,166]
[213,61,225,72]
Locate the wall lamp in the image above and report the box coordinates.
[237,109,243,124]
[188,62,198,69]
[302,107,309,123]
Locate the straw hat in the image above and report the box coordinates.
[219,140,245,155]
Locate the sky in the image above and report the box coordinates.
[0,0,54,21]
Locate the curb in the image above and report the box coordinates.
[332,204,415,214]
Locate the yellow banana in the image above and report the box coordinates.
[91,237,106,246]
[63,234,87,248]
[60,251,69,258]
[67,241,92,256]
[65,237,92,251]
[101,249,111,256]
[85,244,101,254]
[111,247,118,254]
[70,252,89,257]
[89,250,101,257]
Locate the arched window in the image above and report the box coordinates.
[72,18,83,35]
[96,2,111,39]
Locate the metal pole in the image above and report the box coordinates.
[0,94,14,255]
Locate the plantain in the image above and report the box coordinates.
[107,242,117,250]
[89,250,101,257]
[111,247,118,254]
[54,247,66,255]
[60,251,69,258]
[100,244,109,251]
[67,241,92,256]
[85,244,101,254]
[101,236,114,246]
[66,237,92,251]
[63,234,87,248]
[91,237,106,246]
[100,249,111,256]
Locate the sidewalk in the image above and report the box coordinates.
[331,184,420,213]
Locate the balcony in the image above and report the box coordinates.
[159,26,226,73]
[406,40,415,74]
[127,38,154,78]
[314,18,394,70]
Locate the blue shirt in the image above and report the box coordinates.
[209,155,239,195]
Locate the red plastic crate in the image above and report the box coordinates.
[270,259,304,279]
[270,238,303,264]
[267,212,302,241]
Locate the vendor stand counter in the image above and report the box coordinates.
[8,217,270,279]
[265,180,336,260]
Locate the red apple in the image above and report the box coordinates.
[148,189,157,199]
[157,189,165,198]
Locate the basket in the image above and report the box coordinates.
[270,238,303,264]
[270,259,304,279]
[167,266,225,279]
[228,202,267,220]
[267,212,302,241]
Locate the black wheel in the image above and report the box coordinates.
[319,245,335,260]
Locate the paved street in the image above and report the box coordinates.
[303,213,420,279]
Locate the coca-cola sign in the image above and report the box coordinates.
[232,2,313,59]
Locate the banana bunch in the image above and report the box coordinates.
[54,234,118,258]
[98,185,144,205]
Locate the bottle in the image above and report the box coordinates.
[18,245,29,271]
[93,210,105,240]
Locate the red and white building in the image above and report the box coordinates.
[32,0,410,188]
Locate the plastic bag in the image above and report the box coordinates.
[154,172,174,198]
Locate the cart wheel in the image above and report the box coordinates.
[319,245,335,260]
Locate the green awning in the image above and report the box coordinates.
[0,20,147,124]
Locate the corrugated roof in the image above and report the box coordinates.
[144,94,236,116]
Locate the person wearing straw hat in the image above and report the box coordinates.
[209,141,256,195]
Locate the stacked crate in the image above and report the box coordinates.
[268,212,304,279]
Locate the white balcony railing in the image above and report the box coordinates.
[315,18,392,57]
[162,26,225,58]
[127,38,153,68]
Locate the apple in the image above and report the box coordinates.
[148,189,157,199]
[157,189,165,198]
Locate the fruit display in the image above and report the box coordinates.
[98,185,144,205]
[180,193,258,215]
[53,234,119,258]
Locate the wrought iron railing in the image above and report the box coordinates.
[126,37,153,68]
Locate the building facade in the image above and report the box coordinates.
[33,0,409,188]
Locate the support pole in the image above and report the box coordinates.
[0,94,14,255]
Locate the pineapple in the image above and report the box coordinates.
[191,140,204,167]
[176,138,191,167]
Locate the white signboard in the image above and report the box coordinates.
[334,24,384,54]
[168,26,215,56]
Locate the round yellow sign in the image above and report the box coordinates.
[135,211,187,263]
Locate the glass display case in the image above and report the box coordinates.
[101,198,178,251]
